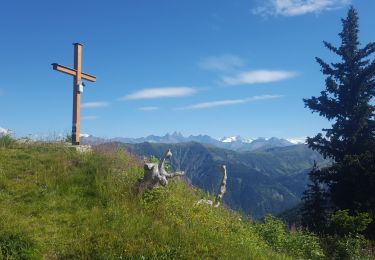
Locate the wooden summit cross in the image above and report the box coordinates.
[52,43,96,145]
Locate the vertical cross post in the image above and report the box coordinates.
[73,43,82,145]
[52,43,96,145]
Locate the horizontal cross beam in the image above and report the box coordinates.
[51,63,96,82]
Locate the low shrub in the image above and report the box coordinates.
[323,234,372,259]
[255,215,325,259]
[329,209,372,237]
[322,210,374,259]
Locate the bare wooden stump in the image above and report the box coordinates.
[197,165,227,207]
[137,149,185,192]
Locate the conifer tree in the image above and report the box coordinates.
[301,162,328,233]
[303,7,375,216]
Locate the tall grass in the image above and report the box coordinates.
[0,140,314,259]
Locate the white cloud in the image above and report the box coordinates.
[222,70,297,86]
[253,0,350,17]
[0,127,11,135]
[80,133,90,138]
[177,95,283,110]
[122,87,197,100]
[198,55,245,71]
[81,102,109,109]
[81,116,98,120]
[138,106,160,111]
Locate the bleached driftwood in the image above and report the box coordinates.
[215,165,227,207]
[197,165,227,208]
[137,149,184,192]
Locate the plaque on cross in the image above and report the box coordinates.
[52,43,96,145]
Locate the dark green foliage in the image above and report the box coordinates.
[324,210,373,259]
[277,204,303,225]
[303,6,375,234]
[329,210,372,237]
[323,235,372,260]
[301,162,329,233]
[304,7,375,162]
[255,215,325,259]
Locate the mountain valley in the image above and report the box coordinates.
[99,141,326,218]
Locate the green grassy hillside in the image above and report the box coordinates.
[123,142,326,218]
[0,141,324,259]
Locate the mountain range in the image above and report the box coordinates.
[81,132,305,152]
[82,132,322,218]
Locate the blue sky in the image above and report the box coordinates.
[0,0,374,140]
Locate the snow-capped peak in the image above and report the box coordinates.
[286,137,306,144]
[219,136,253,143]
[80,133,90,138]
[220,136,237,143]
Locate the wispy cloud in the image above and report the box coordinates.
[81,102,109,109]
[252,0,350,17]
[177,95,283,110]
[81,116,98,120]
[138,106,160,111]
[122,87,197,100]
[198,55,245,71]
[222,70,297,86]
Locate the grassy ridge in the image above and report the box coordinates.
[0,141,321,259]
